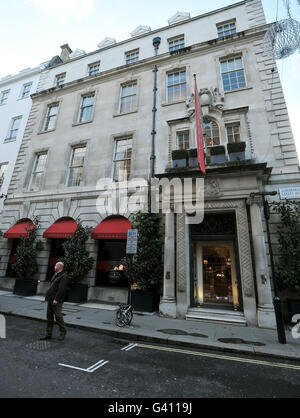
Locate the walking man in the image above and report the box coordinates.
[40,262,69,341]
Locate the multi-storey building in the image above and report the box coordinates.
[0,67,42,214]
[0,0,299,328]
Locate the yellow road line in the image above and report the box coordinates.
[137,343,300,371]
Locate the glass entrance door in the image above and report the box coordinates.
[194,242,239,310]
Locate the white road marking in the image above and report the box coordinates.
[58,359,109,373]
[136,343,300,371]
[121,343,137,351]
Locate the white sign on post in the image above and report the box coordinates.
[126,229,138,254]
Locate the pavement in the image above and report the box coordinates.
[0,289,299,362]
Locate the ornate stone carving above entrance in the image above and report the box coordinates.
[204,178,221,197]
[186,87,225,117]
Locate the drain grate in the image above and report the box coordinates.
[218,338,265,346]
[26,340,52,351]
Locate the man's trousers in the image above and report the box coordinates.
[46,300,66,337]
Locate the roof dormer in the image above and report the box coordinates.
[97,37,117,49]
[168,11,191,25]
[130,25,151,37]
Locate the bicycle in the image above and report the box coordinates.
[115,303,133,327]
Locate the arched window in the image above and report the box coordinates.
[203,120,220,147]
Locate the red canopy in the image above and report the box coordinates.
[91,217,131,239]
[43,218,77,239]
[3,220,34,239]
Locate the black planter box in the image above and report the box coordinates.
[131,290,159,312]
[66,283,88,304]
[13,279,38,296]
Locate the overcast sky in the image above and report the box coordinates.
[1,0,299,155]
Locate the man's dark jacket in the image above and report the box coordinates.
[45,271,69,303]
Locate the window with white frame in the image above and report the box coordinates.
[77,93,95,123]
[0,163,8,189]
[67,146,86,187]
[113,137,132,182]
[217,21,236,38]
[226,123,241,143]
[88,62,100,76]
[167,70,186,103]
[55,73,66,87]
[125,50,139,65]
[177,131,190,150]
[5,116,22,141]
[203,120,220,147]
[43,103,59,131]
[119,83,137,113]
[169,37,185,52]
[28,153,48,192]
[20,82,32,99]
[220,57,246,92]
[0,90,9,105]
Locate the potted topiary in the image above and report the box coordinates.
[271,199,300,322]
[171,149,188,168]
[62,221,94,303]
[12,217,43,296]
[210,145,226,164]
[123,212,163,312]
[227,141,246,161]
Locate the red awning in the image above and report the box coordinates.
[43,219,77,239]
[91,217,131,239]
[3,220,34,239]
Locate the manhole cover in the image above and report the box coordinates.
[189,333,209,338]
[158,329,189,336]
[218,338,265,346]
[26,341,52,351]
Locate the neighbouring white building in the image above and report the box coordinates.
[0,0,299,328]
[0,66,42,214]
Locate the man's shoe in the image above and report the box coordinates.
[39,336,51,340]
[58,333,66,341]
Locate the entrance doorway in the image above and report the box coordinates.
[194,242,239,310]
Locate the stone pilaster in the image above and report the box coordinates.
[247,196,276,329]
[159,212,176,318]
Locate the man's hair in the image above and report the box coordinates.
[56,262,64,269]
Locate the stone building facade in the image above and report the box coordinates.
[0,66,42,214]
[0,0,299,328]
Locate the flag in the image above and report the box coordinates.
[194,75,206,175]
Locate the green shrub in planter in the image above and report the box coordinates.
[210,145,226,163]
[172,149,188,168]
[227,142,246,161]
[227,141,246,153]
[210,145,226,155]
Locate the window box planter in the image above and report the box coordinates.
[131,289,159,313]
[172,149,188,168]
[210,145,226,164]
[187,148,198,167]
[13,279,38,296]
[66,283,88,304]
[227,141,246,161]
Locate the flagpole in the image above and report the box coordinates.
[193,73,206,176]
